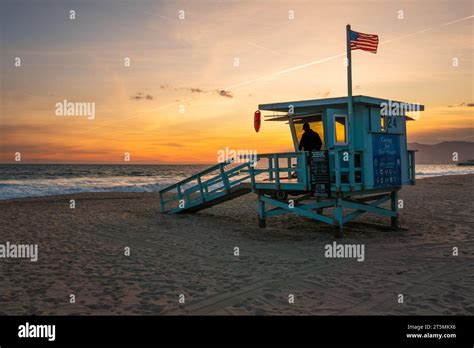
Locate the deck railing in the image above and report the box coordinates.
[239,151,310,191]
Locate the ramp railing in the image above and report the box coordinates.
[159,159,253,213]
[160,152,313,213]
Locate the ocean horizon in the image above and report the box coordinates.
[0,163,472,200]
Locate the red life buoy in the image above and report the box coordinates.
[254,110,261,132]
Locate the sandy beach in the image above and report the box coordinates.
[0,174,472,315]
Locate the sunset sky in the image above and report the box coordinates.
[1,0,472,164]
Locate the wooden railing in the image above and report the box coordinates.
[159,159,252,213]
[239,152,311,191]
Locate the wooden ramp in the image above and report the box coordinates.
[159,152,310,215]
[159,160,254,214]
[176,184,251,213]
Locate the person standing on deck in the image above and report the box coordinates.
[298,123,322,152]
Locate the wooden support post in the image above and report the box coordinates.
[258,194,266,228]
[391,190,399,229]
[409,151,416,185]
[334,197,344,238]
[159,192,165,213]
[334,151,341,190]
[349,152,355,190]
[316,197,323,215]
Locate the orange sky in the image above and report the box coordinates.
[1,0,473,164]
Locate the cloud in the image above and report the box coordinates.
[217,89,233,98]
[130,92,153,101]
[315,90,331,97]
[160,142,183,147]
[321,91,331,97]
[159,85,204,93]
[157,85,232,98]
[448,102,473,107]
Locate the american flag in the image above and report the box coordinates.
[350,30,379,53]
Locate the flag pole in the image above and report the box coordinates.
[346,24,353,151]
[346,24,355,187]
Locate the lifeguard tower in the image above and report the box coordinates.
[160,22,423,237]
[159,95,423,237]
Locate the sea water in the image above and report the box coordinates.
[0,164,472,200]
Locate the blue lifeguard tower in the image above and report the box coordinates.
[159,24,424,237]
[159,95,423,237]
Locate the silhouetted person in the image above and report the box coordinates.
[298,123,322,152]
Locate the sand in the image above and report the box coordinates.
[0,174,472,315]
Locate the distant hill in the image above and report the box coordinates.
[408,141,474,164]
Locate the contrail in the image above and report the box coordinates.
[269,14,473,76]
[442,15,474,26]
[160,14,472,94]
[276,53,346,76]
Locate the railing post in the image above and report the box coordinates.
[299,151,308,189]
[268,157,274,181]
[273,154,280,189]
[287,157,291,179]
[196,175,206,202]
[249,162,256,192]
[220,163,230,192]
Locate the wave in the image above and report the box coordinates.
[0,176,189,200]
[415,164,474,178]
[0,165,472,200]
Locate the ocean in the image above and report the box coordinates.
[0,164,472,200]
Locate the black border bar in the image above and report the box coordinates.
[0,315,472,346]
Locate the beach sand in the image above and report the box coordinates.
[0,174,472,315]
